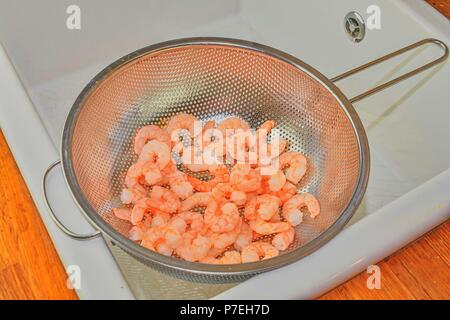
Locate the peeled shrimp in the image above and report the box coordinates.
[120,184,147,204]
[125,162,146,188]
[167,171,194,200]
[134,125,171,155]
[130,197,154,225]
[151,211,172,228]
[241,242,279,263]
[187,165,229,192]
[149,186,181,214]
[166,113,198,140]
[234,221,253,251]
[230,164,262,192]
[180,192,213,211]
[112,208,132,221]
[282,193,320,225]
[178,211,205,233]
[138,140,171,169]
[264,169,286,192]
[218,116,250,138]
[211,183,247,206]
[176,233,212,262]
[279,151,307,184]
[204,201,240,233]
[206,220,242,257]
[248,219,290,235]
[201,250,242,264]
[272,227,295,251]
[244,194,281,221]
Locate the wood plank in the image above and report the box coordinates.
[0,131,77,300]
[426,0,450,18]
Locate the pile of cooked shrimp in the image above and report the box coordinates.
[112,113,320,264]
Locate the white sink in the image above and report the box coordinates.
[0,0,449,299]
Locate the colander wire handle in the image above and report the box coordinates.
[331,38,449,103]
[42,160,101,240]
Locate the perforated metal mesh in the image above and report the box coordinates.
[66,40,363,281]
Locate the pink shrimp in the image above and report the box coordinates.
[211,183,247,206]
[134,125,171,155]
[124,162,146,188]
[272,227,295,251]
[204,201,240,233]
[187,165,229,192]
[138,140,171,170]
[230,164,262,192]
[217,116,250,138]
[241,242,279,263]
[176,233,212,262]
[180,192,213,211]
[178,211,205,233]
[120,184,147,204]
[282,193,320,226]
[151,211,172,228]
[248,219,290,235]
[167,171,194,200]
[112,207,132,221]
[206,220,242,257]
[201,250,242,264]
[234,221,253,251]
[166,113,198,142]
[266,170,286,192]
[130,197,155,225]
[243,194,281,221]
[148,186,181,214]
[279,151,307,184]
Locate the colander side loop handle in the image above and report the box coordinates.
[331,38,449,103]
[42,160,101,241]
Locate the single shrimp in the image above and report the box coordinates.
[230,164,262,192]
[138,140,171,170]
[167,171,194,200]
[112,207,132,221]
[204,201,240,233]
[130,197,155,225]
[272,227,295,251]
[149,186,181,214]
[211,183,247,206]
[206,220,242,257]
[243,194,281,221]
[282,193,320,225]
[177,211,205,233]
[134,125,171,155]
[217,116,250,138]
[234,221,253,251]
[248,219,290,235]
[187,165,229,192]
[176,233,212,262]
[257,120,276,135]
[125,162,146,188]
[201,250,242,264]
[279,151,307,184]
[120,184,147,204]
[151,211,172,228]
[241,242,279,263]
[166,113,198,141]
[267,170,287,192]
[180,192,213,211]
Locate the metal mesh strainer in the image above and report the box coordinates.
[43,37,447,282]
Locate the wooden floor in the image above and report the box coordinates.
[0,2,449,300]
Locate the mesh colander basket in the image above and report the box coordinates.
[43,37,447,282]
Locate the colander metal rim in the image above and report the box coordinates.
[60,37,370,277]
